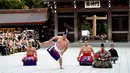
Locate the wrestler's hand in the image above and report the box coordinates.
[48,40,52,42]
[36,57,38,61]
[77,57,80,62]
[101,59,105,61]
[38,41,43,45]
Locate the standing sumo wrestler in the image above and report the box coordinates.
[40,33,69,69]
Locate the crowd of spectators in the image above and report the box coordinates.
[0,30,40,55]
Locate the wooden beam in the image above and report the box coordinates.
[112,31,129,34]
[111,9,129,12]
[112,14,128,17]
[58,8,74,12]
[78,8,108,12]
[58,15,74,18]
[58,32,74,34]
[42,0,97,2]
[86,16,107,20]
[96,17,107,20]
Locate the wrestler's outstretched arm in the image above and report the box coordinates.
[49,36,60,41]
[39,36,59,46]
[47,36,59,45]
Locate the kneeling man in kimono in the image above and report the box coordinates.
[92,43,112,68]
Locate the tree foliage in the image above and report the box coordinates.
[81,21,91,31]
[0,0,47,9]
[80,15,92,33]
[32,0,47,8]
[0,1,5,9]
[22,0,34,9]
[0,0,24,9]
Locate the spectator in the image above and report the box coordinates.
[109,44,119,63]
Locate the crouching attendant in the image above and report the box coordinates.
[109,44,119,63]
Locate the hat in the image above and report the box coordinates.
[101,43,104,47]
[64,32,68,36]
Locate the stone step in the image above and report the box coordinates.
[69,41,130,47]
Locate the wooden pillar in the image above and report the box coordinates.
[108,0,112,41]
[74,10,78,42]
[129,0,130,41]
[93,15,96,36]
[108,9,112,41]
[54,11,58,36]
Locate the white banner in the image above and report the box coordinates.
[85,1,101,8]
[82,30,90,36]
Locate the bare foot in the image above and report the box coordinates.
[60,67,64,69]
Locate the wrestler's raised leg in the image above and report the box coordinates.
[59,57,63,69]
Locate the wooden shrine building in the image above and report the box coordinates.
[43,0,130,42]
[0,8,50,42]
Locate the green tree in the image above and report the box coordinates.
[2,0,24,9]
[81,15,92,33]
[32,0,46,8]
[22,0,34,9]
[0,0,4,8]
[81,21,91,31]
[0,0,47,9]
[22,0,47,9]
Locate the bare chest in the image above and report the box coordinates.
[83,46,91,52]
[56,40,67,49]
